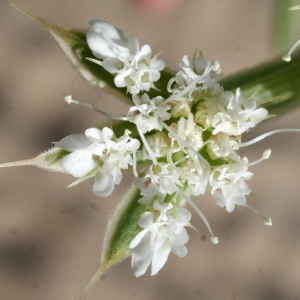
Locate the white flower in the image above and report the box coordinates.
[169,99,192,118]
[209,155,253,212]
[142,131,171,160]
[181,158,211,196]
[86,20,165,94]
[56,127,140,197]
[169,113,203,153]
[206,132,239,160]
[127,93,171,133]
[194,98,221,129]
[113,47,165,94]
[212,88,268,136]
[167,53,223,103]
[86,20,130,60]
[134,162,182,204]
[178,54,223,97]
[130,202,191,277]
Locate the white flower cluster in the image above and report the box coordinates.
[130,202,191,277]
[86,20,165,94]
[56,127,140,197]
[57,20,274,277]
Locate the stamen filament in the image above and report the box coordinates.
[174,155,190,166]
[240,129,300,147]
[282,39,300,62]
[162,63,214,105]
[65,95,128,121]
[240,203,272,226]
[176,188,219,244]
[132,151,138,177]
[136,123,157,165]
[160,121,211,181]
[247,149,271,167]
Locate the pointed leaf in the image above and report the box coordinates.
[79,186,147,299]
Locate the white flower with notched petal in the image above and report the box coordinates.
[134,162,182,204]
[130,202,191,277]
[212,88,268,136]
[56,127,140,197]
[127,93,171,133]
[168,53,223,103]
[207,132,239,160]
[86,20,165,94]
[209,154,253,212]
[178,54,223,97]
[181,158,210,196]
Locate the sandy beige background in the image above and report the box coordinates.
[1,0,300,299]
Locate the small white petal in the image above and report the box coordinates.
[131,232,153,277]
[87,20,128,59]
[151,239,171,276]
[114,68,132,87]
[130,229,149,249]
[127,35,140,55]
[102,58,124,74]
[173,227,189,245]
[56,134,91,151]
[85,127,103,143]
[92,168,114,197]
[169,237,187,258]
[138,212,154,228]
[61,150,97,178]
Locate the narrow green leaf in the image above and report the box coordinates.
[79,186,147,299]
[101,187,145,268]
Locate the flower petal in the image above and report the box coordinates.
[151,238,171,276]
[131,232,153,277]
[93,168,114,197]
[56,134,91,151]
[87,20,128,59]
[61,150,97,178]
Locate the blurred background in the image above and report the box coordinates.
[1,0,300,299]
